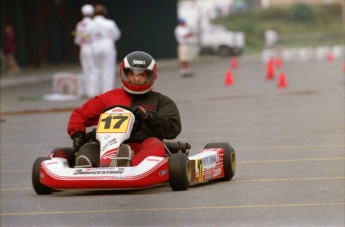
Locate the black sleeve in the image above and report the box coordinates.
[145,94,181,140]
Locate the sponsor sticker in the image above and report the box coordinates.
[46,161,59,165]
[147,158,160,162]
[133,60,145,65]
[111,109,124,113]
[213,167,222,178]
[159,169,168,176]
[73,169,124,175]
[101,138,117,152]
[202,154,217,166]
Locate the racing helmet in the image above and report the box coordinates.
[120,51,157,95]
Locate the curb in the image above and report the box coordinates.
[0,59,179,88]
[1,74,54,88]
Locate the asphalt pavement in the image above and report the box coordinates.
[1,53,344,226]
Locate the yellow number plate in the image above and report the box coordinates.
[97,113,131,133]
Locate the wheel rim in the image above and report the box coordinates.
[231,151,236,173]
[186,160,192,182]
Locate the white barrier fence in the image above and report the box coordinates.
[262,45,345,63]
[53,73,85,96]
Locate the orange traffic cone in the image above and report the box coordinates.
[266,58,275,80]
[230,57,238,69]
[327,52,334,62]
[278,72,287,88]
[224,70,233,86]
[275,57,283,69]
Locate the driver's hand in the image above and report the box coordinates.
[72,131,86,151]
[132,106,148,120]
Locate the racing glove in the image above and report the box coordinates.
[72,131,86,151]
[132,106,148,120]
[132,106,158,124]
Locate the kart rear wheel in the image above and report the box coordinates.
[169,152,190,191]
[32,157,53,195]
[204,143,236,181]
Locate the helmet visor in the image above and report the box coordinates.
[122,68,155,84]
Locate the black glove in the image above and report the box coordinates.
[132,106,149,120]
[72,131,86,151]
[85,128,97,142]
[133,106,159,126]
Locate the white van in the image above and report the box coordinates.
[199,24,245,56]
[178,0,245,57]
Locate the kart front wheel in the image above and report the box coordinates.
[204,142,236,181]
[169,152,190,191]
[32,157,53,195]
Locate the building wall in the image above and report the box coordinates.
[1,0,178,66]
[107,0,178,60]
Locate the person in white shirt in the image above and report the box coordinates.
[88,4,121,97]
[264,27,278,48]
[174,18,198,77]
[74,4,94,96]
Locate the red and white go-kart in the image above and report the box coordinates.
[32,106,236,194]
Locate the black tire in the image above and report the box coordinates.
[169,152,190,191]
[218,45,232,56]
[204,142,236,181]
[233,48,244,56]
[32,157,53,195]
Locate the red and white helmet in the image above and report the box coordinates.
[120,51,157,95]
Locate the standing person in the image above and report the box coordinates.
[88,4,121,97]
[74,4,94,97]
[0,49,6,72]
[174,18,198,77]
[4,25,20,74]
[68,51,182,167]
[264,27,278,49]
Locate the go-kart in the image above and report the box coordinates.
[32,106,236,194]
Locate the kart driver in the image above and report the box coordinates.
[67,51,182,167]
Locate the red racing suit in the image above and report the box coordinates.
[67,88,181,165]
